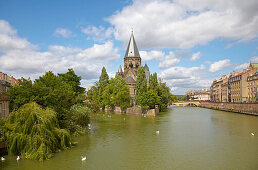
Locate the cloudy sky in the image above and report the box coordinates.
[0,0,257,94]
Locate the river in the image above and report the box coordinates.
[1,107,258,170]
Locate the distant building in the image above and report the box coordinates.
[185,89,210,101]
[116,32,150,104]
[210,62,258,103]
[0,72,18,118]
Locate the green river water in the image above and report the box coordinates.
[1,107,258,170]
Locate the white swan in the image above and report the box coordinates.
[81,156,86,161]
[251,133,254,136]
[1,157,5,161]
[17,156,20,161]
[156,130,159,135]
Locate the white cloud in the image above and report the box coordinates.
[139,50,164,61]
[0,20,37,52]
[159,52,180,68]
[107,0,258,49]
[234,63,249,70]
[0,20,120,81]
[54,28,74,38]
[81,26,113,41]
[234,56,258,70]
[209,59,231,72]
[159,64,209,94]
[190,51,201,61]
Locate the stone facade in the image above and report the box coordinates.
[116,32,150,105]
[0,72,18,118]
[210,63,257,103]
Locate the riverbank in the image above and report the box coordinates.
[199,102,258,116]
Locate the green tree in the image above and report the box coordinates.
[98,67,109,109]
[6,102,71,161]
[87,84,100,112]
[58,68,85,95]
[149,72,158,91]
[32,71,76,123]
[102,77,130,111]
[7,78,33,112]
[141,90,160,109]
[135,66,147,105]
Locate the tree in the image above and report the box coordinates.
[149,72,158,91]
[7,71,77,127]
[101,77,130,110]
[87,84,100,112]
[7,78,33,112]
[135,66,147,105]
[58,68,85,95]
[140,90,160,109]
[98,67,109,109]
[5,102,71,161]
[32,71,76,123]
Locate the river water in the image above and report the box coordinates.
[1,107,258,170]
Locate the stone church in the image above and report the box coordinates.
[116,32,150,104]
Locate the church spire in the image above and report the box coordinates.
[124,31,141,58]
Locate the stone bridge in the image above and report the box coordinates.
[172,101,200,107]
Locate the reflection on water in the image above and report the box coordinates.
[1,107,258,170]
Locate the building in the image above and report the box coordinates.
[116,32,150,104]
[0,72,18,118]
[185,89,210,101]
[210,62,258,103]
[245,63,258,103]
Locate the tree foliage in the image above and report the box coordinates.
[58,68,85,95]
[87,69,130,111]
[7,71,78,126]
[5,102,71,161]
[65,104,90,136]
[136,71,174,111]
[135,66,147,105]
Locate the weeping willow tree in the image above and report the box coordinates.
[5,102,71,161]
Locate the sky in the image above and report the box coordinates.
[0,0,257,95]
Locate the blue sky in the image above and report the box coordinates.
[0,0,257,94]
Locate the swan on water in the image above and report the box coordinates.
[156,130,159,134]
[17,156,20,161]
[251,133,254,136]
[81,156,86,161]
[1,157,5,161]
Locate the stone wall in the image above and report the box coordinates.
[126,108,143,114]
[199,102,258,116]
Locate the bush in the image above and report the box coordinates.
[66,104,90,136]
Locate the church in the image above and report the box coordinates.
[116,32,150,104]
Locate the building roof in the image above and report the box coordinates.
[144,64,149,71]
[124,32,141,58]
[125,76,136,83]
[118,65,123,73]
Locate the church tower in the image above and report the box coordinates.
[124,32,141,101]
[124,31,141,82]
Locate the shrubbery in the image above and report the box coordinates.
[1,69,90,161]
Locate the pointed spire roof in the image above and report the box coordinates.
[124,31,141,58]
[118,65,123,72]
